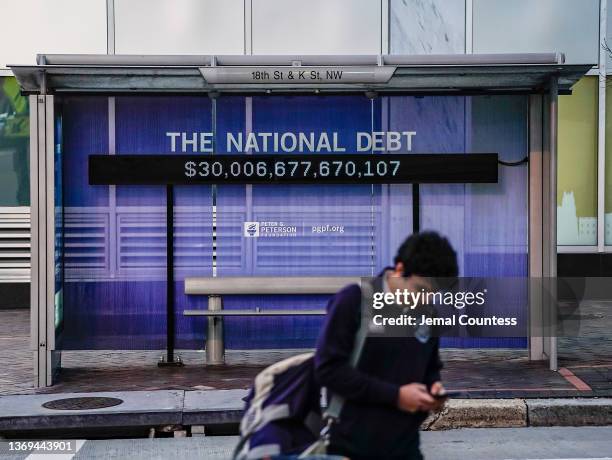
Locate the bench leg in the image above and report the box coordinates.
[206,295,225,365]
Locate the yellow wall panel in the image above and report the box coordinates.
[557,76,598,245]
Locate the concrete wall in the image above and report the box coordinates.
[0,0,604,69]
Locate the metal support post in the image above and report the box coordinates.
[158,184,183,367]
[206,295,225,365]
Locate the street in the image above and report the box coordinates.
[1,427,611,460]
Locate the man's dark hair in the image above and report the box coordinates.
[394,231,458,278]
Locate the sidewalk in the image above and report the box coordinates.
[2,307,611,398]
[1,306,611,433]
[0,309,31,396]
[21,348,611,398]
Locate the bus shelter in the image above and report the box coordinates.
[10,53,589,387]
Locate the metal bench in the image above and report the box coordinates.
[184,276,360,364]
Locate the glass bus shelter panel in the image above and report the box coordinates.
[466,96,529,277]
[250,95,381,277]
[215,96,248,278]
[216,95,399,349]
[56,93,531,351]
[116,96,214,350]
[59,97,112,349]
[460,95,529,348]
[389,96,467,271]
[430,96,528,348]
[54,103,64,347]
[386,94,529,348]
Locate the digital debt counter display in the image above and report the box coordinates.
[89,153,498,186]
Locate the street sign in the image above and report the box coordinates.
[200,66,396,84]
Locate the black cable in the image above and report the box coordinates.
[498,156,528,167]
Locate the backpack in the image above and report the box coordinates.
[233,281,372,460]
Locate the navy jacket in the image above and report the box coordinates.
[314,278,442,457]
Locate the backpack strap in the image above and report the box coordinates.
[323,278,373,421]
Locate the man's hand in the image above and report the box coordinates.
[397,383,435,413]
[429,381,447,411]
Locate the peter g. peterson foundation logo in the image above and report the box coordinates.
[243,221,344,238]
[243,222,260,237]
[243,221,298,238]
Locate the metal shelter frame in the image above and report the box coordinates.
[10,53,589,386]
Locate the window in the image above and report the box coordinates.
[0,77,29,206]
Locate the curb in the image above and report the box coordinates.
[0,389,247,433]
[528,398,612,427]
[422,399,526,430]
[422,398,612,430]
[1,392,611,433]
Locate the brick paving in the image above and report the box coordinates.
[1,306,611,398]
[0,309,32,396]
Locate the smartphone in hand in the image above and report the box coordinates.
[431,390,461,400]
